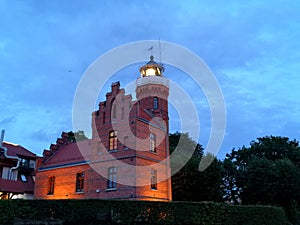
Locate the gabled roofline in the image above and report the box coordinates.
[38,160,89,171]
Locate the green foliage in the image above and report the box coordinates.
[241,157,277,205]
[222,158,241,204]
[68,130,89,142]
[226,136,300,166]
[0,199,288,225]
[224,135,300,224]
[169,132,224,202]
[224,205,288,225]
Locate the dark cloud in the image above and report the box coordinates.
[0,116,16,125]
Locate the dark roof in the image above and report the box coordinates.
[39,140,91,170]
[2,142,36,159]
[0,177,34,193]
[139,55,165,73]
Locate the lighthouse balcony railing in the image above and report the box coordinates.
[136,76,169,88]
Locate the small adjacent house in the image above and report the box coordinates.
[0,133,37,199]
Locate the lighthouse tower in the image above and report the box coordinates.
[136,55,169,122]
[134,55,171,201]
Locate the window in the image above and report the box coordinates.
[48,176,55,195]
[20,158,30,168]
[76,172,84,192]
[109,131,118,150]
[2,167,9,179]
[121,107,124,120]
[151,169,157,190]
[10,170,17,180]
[103,112,106,124]
[123,136,128,149]
[20,174,27,182]
[150,133,156,152]
[153,97,158,109]
[111,102,116,122]
[108,167,117,189]
[97,141,101,153]
[29,160,36,168]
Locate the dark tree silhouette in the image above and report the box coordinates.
[170,132,224,202]
[224,136,300,224]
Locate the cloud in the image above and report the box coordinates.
[1,0,300,158]
[0,116,16,125]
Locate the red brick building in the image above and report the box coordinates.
[34,56,172,201]
[0,131,37,199]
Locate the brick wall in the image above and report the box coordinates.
[34,164,90,199]
[35,76,172,201]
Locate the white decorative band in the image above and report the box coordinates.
[136,76,169,88]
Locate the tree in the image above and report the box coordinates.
[224,136,300,224]
[241,156,278,205]
[68,130,89,142]
[226,136,300,166]
[222,158,242,204]
[170,132,224,202]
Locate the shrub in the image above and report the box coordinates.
[0,199,288,225]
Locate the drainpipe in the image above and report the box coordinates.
[0,130,21,180]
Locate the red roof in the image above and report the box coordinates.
[0,177,34,193]
[39,140,91,170]
[2,142,36,159]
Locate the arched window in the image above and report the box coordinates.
[150,133,156,152]
[102,112,106,124]
[153,97,158,109]
[121,107,124,120]
[108,167,117,189]
[109,131,118,150]
[75,172,84,192]
[111,99,116,122]
[151,169,157,190]
[97,141,102,153]
[47,176,55,195]
[123,136,128,149]
[112,104,116,121]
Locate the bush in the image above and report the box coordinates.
[0,199,288,225]
[223,205,288,225]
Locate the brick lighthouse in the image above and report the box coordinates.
[90,55,171,201]
[34,56,172,201]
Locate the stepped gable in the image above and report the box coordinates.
[41,132,71,161]
[38,132,91,171]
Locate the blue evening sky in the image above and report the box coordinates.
[1,0,299,158]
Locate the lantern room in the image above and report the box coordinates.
[139,55,165,77]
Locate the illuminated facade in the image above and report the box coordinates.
[34,56,172,201]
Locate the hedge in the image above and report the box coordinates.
[224,204,289,225]
[0,199,288,225]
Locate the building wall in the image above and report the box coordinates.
[87,157,137,199]
[34,164,90,199]
[89,81,171,201]
[35,76,172,201]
